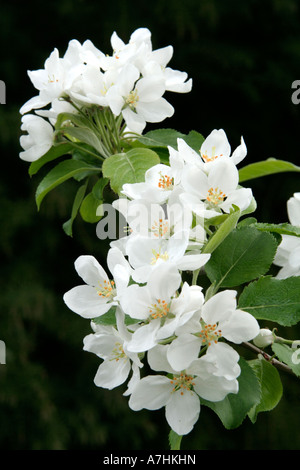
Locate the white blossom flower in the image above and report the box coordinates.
[19,114,54,161]
[274,192,300,279]
[180,157,253,218]
[253,328,274,348]
[200,129,247,166]
[129,343,238,435]
[121,163,180,204]
[166,289,260,372]
[106,63,174,134]
[20,40,85,114]
[63,247,131,319]
[83,310,143,390]
[125,231,210,283]
[119,263,204,353]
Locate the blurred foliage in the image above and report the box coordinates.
[1,0,300,450]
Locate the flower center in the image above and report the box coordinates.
[206,187,226,205]
[201,146,223,163]
[110,342,127,362]
[158,173,174,190]
[170,373,195,395]
[197,323,222,346]
[150,248,169,265]
[149,298,170,319]
[97,279,116,299]
[48,74,59,84]
[151,218,169,238]
[126,89,139,109]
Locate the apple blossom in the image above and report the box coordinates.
[166,289,260,371]
[63,247,131,319]
[274,193,300,279]
[83,310,143,390]
[119,263,204,353]
[19,114,54,162]
[129,343,238,436]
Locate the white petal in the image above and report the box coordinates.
[167,333,201,371]
[94,358,131,389]
[122,107,146,134]
[201,290,237,325]
[193,373,238,402]
[63,285,112,318]
[136,98,174,123]
[231,136,247,165]
[200,129,231,161]
[176,253,211,271]
[165,390,200,436]
[221,309,260,343]
[147,344,175,374]
[136,76,165,102]
[147,262,181,301]
[128,375,172,411]
[74,255,109,286]
[83,332,116,358]
[208,158,239,195]
[119,284,153,320]
[126,320,161,353]
[205,342,241,380]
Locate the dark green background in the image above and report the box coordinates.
[1,0,300,450]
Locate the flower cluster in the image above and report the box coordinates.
[19,28,192,162]
[274,192,300,279]
[63,128,260,436]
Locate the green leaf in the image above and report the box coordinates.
[63,126,105,156]
[238,276,300,326]
[137,128,204,152]
[201,358,261,429]
[63,180,88,236]
[239,158,300,183]
[252,222,300,238]
[205,226,277,288]
[202,206,241,255]
[35,159,100,210]
[29,141,74,176]
[248,358,283,423]
[92,177,109,200]
[79,191,103,223]
[272,343,300,377]
[92,306,138,326]
[181,130,205,152]
[102,148,160,195]
[137,128,186,148]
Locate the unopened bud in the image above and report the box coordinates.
[253,328,274,348]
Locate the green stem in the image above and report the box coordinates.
[67,141,104,162]
[169,429,182,450]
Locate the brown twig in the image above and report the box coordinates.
[241,341,295,376]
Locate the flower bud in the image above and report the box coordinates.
[253,328,274,348]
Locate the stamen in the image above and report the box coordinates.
[97,279,115,298]
[126,90,139,109]
[150,248,169,265]
[170,373,195,395]
[151,218,169,238]
[149,298,170,319]
[206,187,226,205]
[110,342,127,362]
[197,323,222,346]
[158,172,174,190]
[201,146,223,163]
